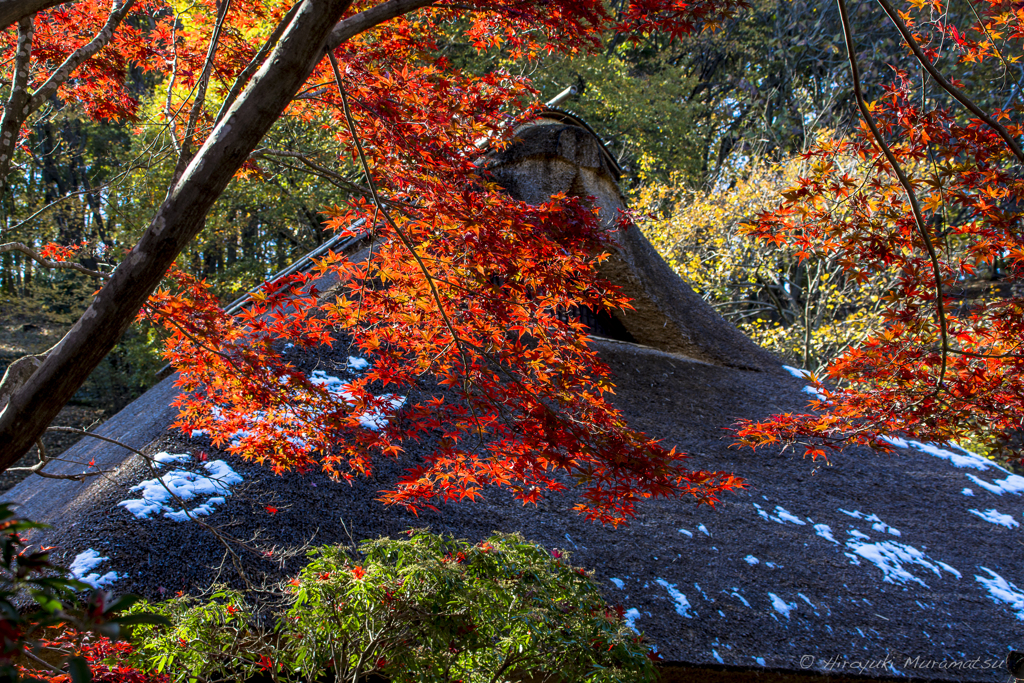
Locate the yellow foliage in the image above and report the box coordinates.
[633,152,896,372]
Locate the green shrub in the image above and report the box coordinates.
[126,531,656,683]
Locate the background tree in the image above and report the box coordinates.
[634,148,900,374]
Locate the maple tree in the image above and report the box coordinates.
[734,0,1024,463]
[0,0,750,524]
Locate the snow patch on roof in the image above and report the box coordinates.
[152,452,192,466]
[838,509,900,536]
[968,508,1020,528]
[744,555,759,565]
[774,506,806,525]
[844,534,957,588]
[782,365,811,380]
[609,578,625,589]
[697,524,710,536]
[965,472,1024,496]
[814,523,839,544]
[974,568,1024,621]
[769,592,797,619]
[880,437,992,470]
[961,487,974,496]
[347,356,370,371]
[623,608,642,633]
[69,549,121,589]
[309,370,405,432]
[656,578,694,618]
[754,503,805,525]
[118,457,242,522]
[881,436,1024,499]
[729,589,750,607]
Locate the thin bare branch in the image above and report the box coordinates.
[179,0,232,167]
[213,0,303,126]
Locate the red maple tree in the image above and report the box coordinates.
[0,0,748,524]
[736,0,1024,465]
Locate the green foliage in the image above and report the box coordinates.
[125,532,655,683]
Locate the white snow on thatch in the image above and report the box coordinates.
[118,456,243,522]
[69,549,121,589]
[965,472,1024,496]
[769,592,796,619]
[656,578,694,618]
[813,523,839,544]
[968,509,1020,528]
[729,589,750,607]
[843,534,957,588]
[152,452,192,466]
[974,568,1024,621]
[623,608,642,632]
[881,436,1024,500]
[347,356,370,371]
[838,509,901,536]
[309,370,406,432]
[753,503,805,525]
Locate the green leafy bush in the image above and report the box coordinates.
[126,531,655,683]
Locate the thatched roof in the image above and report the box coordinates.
[5,113,1023,682]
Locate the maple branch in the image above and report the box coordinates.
[213,0,303,126]
[178,0,232,169]
[0,0,64,32]
[144,303,252,378]
[0,242,110,279]
[327,0,437,49]
[27,0,137,111]
[0,0,137,194]
[837,0,950,387]
[0,0,359,468]
[329,51,475,385]
[874,0,1024,165]
[253,149,372,197]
